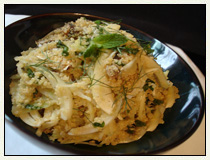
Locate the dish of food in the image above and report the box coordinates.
[9,17,179,146]
[5,13,204,155]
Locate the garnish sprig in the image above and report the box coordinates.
[83,33,128,58]
[137,39,154,55]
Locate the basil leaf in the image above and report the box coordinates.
[93,34,127,49]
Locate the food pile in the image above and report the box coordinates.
[10,17,179,146]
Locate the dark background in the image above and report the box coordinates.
[5,4,206,76]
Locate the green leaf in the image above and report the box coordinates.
[83,43,101,58]
[115,46,139,55]
[135,120,146,127]
[143,78,155,91]
[93,121,105,128]
[94,20,101,25]
[153,99,164,105]
[143,84,153,91]
[146,78,155,83]
[82,34,127,58]
[25,104,42,110]
[138,39,154,54]
[93,33,127,49]
[126,125,135,134]
[26,68,35,78]
[56,40,69,56]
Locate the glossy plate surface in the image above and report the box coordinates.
[4,13,205,155]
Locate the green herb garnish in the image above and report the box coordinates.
[83,43,101,58]
[94,20,101,25]
[138,39,154,54]
[93,33,127,48]
[135,120,146,127]
[126,125,135,134]
[93,121,105,128]
[143,78,155,91]
[153,99,164,105]
[26,68,35,78]
[115,45,139,55]
[146,98,164,107]
[126,120,146,134]
[143,84,154,91]
[25,104,42,110]
[94,20,109,34]
[56,40,69,56]
[146,79,155,83]
[145,97,150,105]
[83,33,127,58]
[74,107,105,128]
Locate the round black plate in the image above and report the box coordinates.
[4,13,205,155]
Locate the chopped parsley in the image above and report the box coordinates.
[93,121,105,128]
[146,79,155,83]
[26,68,35,78]
[143,84,154,91]
[135,120,146,127]
[25,104,42,110]
[126,120,146,134]
[143,78,155,91]
[146,98,164,107]
[153,99,164,105]
[56,40,69,56]
[126,125,135,134]
[74,107,105,128]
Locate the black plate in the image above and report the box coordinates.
[4,13,205,155]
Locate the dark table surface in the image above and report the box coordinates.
[4,4,206,76]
